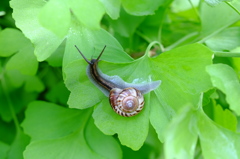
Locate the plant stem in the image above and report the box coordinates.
[188,0,201,21]
[165,32,198,51]
[135,30,152,44]
[214,51,240,57]
[0,71,21,132]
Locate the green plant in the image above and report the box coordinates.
[0,0,240,158]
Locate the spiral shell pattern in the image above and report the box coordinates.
[109,87,144,117]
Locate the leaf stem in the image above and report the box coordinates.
[145,41,162,57]
[135,30,152,44]
[214,51,240,57]
[165,32,198,51]
[0,71,21,132]
[188,0,201,21]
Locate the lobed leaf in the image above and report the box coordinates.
[8,0,240,156]
[6,45,37,76]
[93,97,150,150]
[0,28,38,76]
[152,43,213,111]
[0,28,29,57]
[10,0,65,61]
[22,101,87,140]
[164,106,198,159]
[205,27,240,51]
[85,117,122,159]
[206,64,240,115]
[38,0,71,37]
[198,111,240,159]
[24,132,105,159]
[63,26,131,68]
[67,43,213,150]
[22,101,122,159]
[200,1,240,41]
[165,105,240,159]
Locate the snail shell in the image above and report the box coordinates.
[109,87,144,117]
[75,45,161,117]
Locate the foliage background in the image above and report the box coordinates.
[0,0,240,158]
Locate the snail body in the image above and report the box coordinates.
[75,45,161,117]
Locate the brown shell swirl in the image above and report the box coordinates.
[109,87,144,117]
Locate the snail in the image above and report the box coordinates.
[75,45,161,117]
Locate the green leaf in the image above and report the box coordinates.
[22,101,121,159]
[0,116,16,144]
[70,0,105,29]
[109,9,145,37]
[206,64,240,115]
[6,45,38,76]
[24,76,44,92]
[10,0,65,61]
[99,0,121,19]
[152,43,213,111]
[5,70,25,88]
[171,0,199,12]
[205,27,240,51]
[198,111,240,159]
[65,60,105,109]
[10,0,130,65]
[233,58,240,77]
[38,0,71,37]
[85,117,122,159]
[45,81,70,105]
[46,41,65,67]
[24,132,106,159]
[66,43,160,150]
[200,1,240,41]
[64,27,133,109]
[0,141,9,159]
[93,97,150,150]
[63,26,131,68]
[0,28,38,76]
[7,131,30,159]
[164,105,240,159]
[137,8,166,42]
[149,92,170,142]
[0,73,40,122]
[6,0,240,157]
[213,104,237,131]
[164,106,198,159]
[66,43,213,150]
[122,0,167,16]
[22,101,85,140]
[0,28,29,57]
[150,43,213,145]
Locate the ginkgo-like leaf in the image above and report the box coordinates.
[206,64,240,115]
[22,101,122,159]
